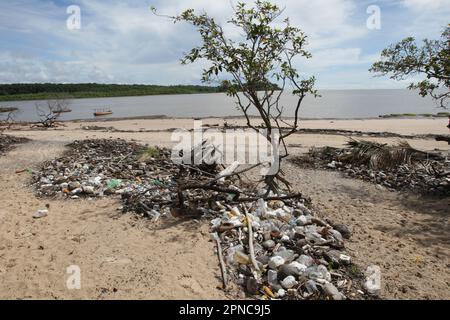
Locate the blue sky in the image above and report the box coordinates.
[0,0,449,89]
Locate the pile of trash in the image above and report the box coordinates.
[0,134,28,154]
[32,139,180,203]
[292,140,450,196]
[210,199,379,300]
[31,138,379,299]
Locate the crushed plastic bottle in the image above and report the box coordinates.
[33,209,48,219]
[364,265,381,295]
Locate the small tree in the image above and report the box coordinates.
[154,0,317,193]
[0,107,18,132]
[370,25,450,108]
[35,95,71,128]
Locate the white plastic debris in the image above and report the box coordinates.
[230,206,241,216]
[288,261,307,274]
[268,256,285,269]
[280,276,298,289]
[267,270,278,286]
[364,265,381,295]
[276,288,286,298]
[150,209,161,222]
[217,161,240,182]
[82,185,95,194]
[88,176,102,186]
[339,254,351,265]
[323,282,345,300]
[255,198,267,217]
[210,218,222,229]
[33,209,48,219]
[327,161,337,168]
[296,215,311,226]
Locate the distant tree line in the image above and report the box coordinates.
[0,82,282,101]
[0,83,225,101]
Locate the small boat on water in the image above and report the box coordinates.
[93,108,113,116]
[52,108,72,114]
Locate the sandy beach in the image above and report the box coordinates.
[0,117,449,300]
[7,117,450,152]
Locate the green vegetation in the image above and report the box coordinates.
[138,146,161,161]
[350,265,363,277]
[370,25,450,108]
[401,113,417,117]
[158,0,316,193]
[0,83,225,101]
[380,112,450,118]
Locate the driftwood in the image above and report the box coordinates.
[436,135,450,145]
[244,207,260,272]
[232,193,303,203]
[213,232,228,289]
[0,109,17,131]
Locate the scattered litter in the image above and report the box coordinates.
[30,138,374,300]
[33,209,48,219]
[364,265,382,295]
[0,134,29,154]
[292,140,450,196]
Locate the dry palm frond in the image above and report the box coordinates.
[341,139,386,166]
[340,138,440,170]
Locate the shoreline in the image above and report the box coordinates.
[7,116,450,135]
[8,114,450,123]
[0,87,415,103]
[3,117,450,154]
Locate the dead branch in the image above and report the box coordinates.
[214,232,228,289]
[244,206,260,272]
[0,109,17,131]
[231,193,303,203]
[436,135,450,145]
[34,96,72,128]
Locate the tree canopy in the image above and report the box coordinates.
[370,25,450,108]
[155,0,317,192]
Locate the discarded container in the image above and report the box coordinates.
[268,256,285,269]
[305,265,331,282]
[263,286,276,298]
[262,240,276,250]
[323,282,345,300]
[107,179,121,189]
[267,270,278,287]
[33,209,48,219]
[280,276,298,289]
[234,251,251,265]
[296,254,314,267]
[364,265,381,295]
[304,280,319,295]
[217,161,240,182]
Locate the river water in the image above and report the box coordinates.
[3,89,441,122]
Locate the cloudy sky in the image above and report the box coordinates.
[0,0,449,89]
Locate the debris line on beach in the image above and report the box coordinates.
[291,139,450,196]
[31,138,378,299]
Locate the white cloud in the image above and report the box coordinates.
[0,0,447,88]
[0,0,368,84]
[0,51,114,83]
[402,0,450,11]
[306,48,374,70]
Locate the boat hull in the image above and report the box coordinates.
[94,112,113,116]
